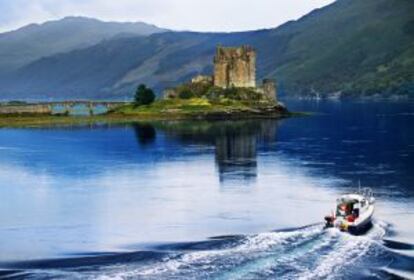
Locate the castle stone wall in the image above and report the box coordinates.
[191,75,213,84]
[213,46,256,89]
[262,79,277,101]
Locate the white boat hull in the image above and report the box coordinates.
[334,205,374,234]
[325,188,375,235]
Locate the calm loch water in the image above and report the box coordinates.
[0,100,413,279]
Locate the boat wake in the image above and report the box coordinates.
[2,220,414,280]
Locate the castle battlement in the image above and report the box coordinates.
[164,45,278,103]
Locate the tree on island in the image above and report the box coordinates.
[178,88,194,99]
[134,84,155,106]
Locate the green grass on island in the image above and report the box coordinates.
[0,83,292,128]
[115,83,288,118]
[0,98,290,128]
[115,98,282,115]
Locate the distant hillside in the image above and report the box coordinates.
[0,16,167,74]
[264,0,414,97]
[0,0,413,100]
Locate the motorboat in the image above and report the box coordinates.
[325,187,375,234]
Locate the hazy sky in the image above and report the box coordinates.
[0,0,335,33]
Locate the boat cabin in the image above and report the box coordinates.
[325,188,375,233]
[336,194,366,220]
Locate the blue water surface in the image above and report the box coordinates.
[0,100,413,279]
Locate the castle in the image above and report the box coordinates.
[165,45,277,102]
[214,45,256,88]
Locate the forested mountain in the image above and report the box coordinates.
[0,16,167,74]
[0,0,413,100]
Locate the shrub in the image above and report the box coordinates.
[134,84,155,106]
[179,89,194,99]
[7,100,28,106]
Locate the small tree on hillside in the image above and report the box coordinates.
[179,89,194,99]
[134,84,155,106]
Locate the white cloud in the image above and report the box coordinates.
[0,0,335,32]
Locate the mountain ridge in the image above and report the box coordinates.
[0,16,168,74]
[0,0,413,100]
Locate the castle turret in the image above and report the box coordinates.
[262,79,277,102]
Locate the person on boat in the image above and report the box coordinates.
[336,201,359,223]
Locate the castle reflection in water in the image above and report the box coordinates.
[133,120,279,183]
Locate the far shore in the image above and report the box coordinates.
[0,110,300,128]
[0,99,299,128]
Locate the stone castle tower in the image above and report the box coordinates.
[262,79,277,102]
[213,45,256,88]
[165,45,278,102]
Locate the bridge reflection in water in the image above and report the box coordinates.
[133,120,279,184]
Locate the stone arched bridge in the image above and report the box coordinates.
[0,101,128,116]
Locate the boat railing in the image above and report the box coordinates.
[358,187,375,204]
[359,187,373,197]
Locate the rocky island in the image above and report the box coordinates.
[0,45,289,127]
[114,45,288,119]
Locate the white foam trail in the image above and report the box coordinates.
[102,225,323,279]
[214,229,335,280]
[42,222,390,280]
[296,221,388,280]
